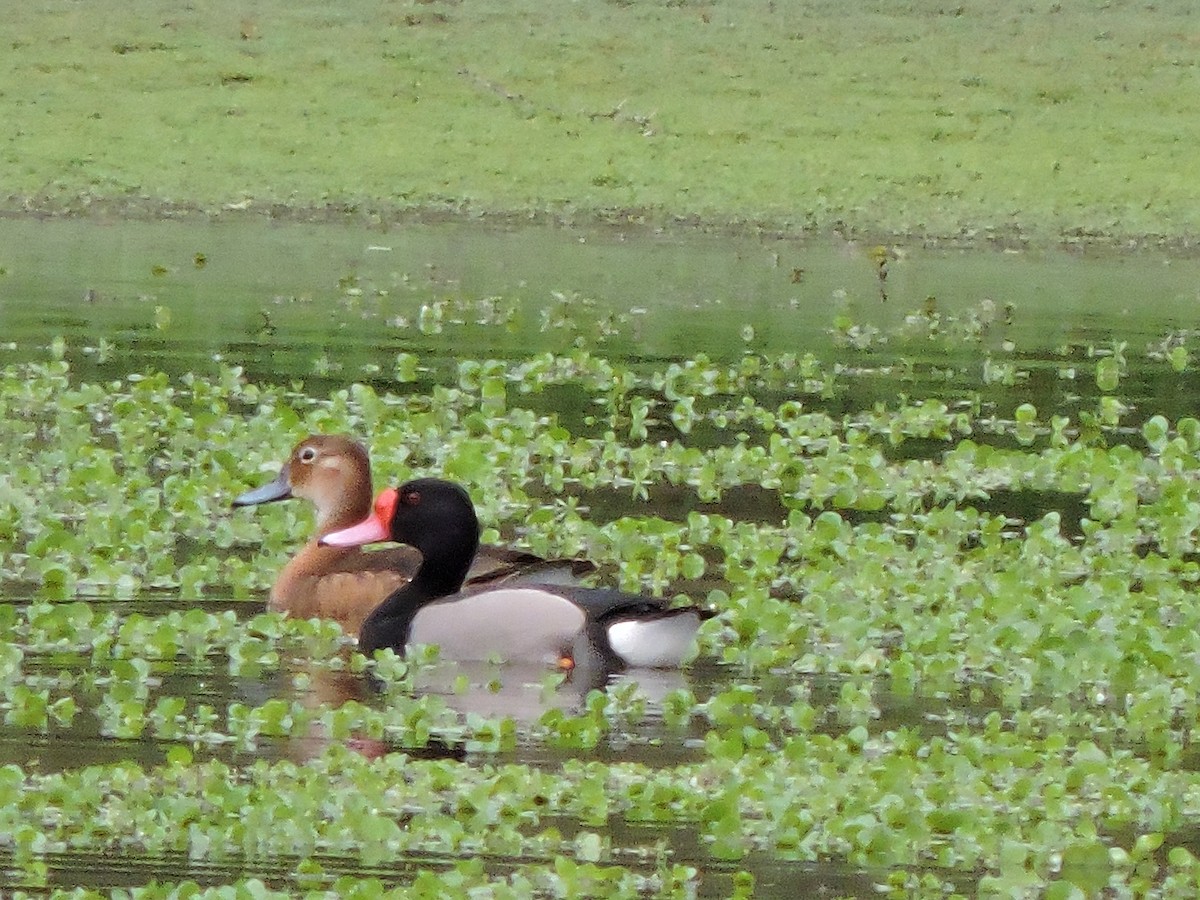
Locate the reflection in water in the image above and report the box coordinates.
[4,218,1200,419]
[413,660,690,721]
[4,595,1104,898]
[267,651,696,765]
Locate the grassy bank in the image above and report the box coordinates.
[5,0,1198,244]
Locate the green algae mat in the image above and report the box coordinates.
[5,249,1200,895]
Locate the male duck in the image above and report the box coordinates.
[233,435,592,633]
[320,477,712,668]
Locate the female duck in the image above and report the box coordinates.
[233,435,591,633]
[321,477,711,669]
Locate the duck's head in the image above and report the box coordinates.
[232,434,373,533]
[320,478,480,558]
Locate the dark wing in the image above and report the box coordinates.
[549,586,676,622]
[468,544,596,587]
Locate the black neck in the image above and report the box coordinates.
[357,523,478,656]
[358,586,421,657]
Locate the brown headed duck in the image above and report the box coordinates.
[233,435,593,633]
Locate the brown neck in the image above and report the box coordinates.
[311,495,372,539]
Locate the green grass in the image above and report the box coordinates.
[4,0,1199,243]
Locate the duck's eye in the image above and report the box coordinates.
[402,490,421,507]
[298,447,317,464]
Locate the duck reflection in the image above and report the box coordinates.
[259,651,691,764]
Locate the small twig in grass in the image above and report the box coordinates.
[458,68,541,119]
[586,99,659,136]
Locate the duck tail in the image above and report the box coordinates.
[605,607,711,668]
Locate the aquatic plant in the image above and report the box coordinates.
[7,318,1200,896]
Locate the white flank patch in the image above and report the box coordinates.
[606,611,701,668]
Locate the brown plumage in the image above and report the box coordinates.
[233,435,592,634]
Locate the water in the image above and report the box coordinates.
[5,218,1198,443]
[4,601,985,897]
[3,217,1199,896]
[3,216,1197,378]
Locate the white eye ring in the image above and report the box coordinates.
[298,447,318,463]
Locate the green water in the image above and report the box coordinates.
[2,219,1196,359]
[5,219,1200,897]
[3,217,1199,410]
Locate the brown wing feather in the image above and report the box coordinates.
[468,545,596,586]
[270,543,416,632]
[270,540,593,634]
[304,569,410,633]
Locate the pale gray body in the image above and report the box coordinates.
[388,586,703,668]
[405,587,587,664]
